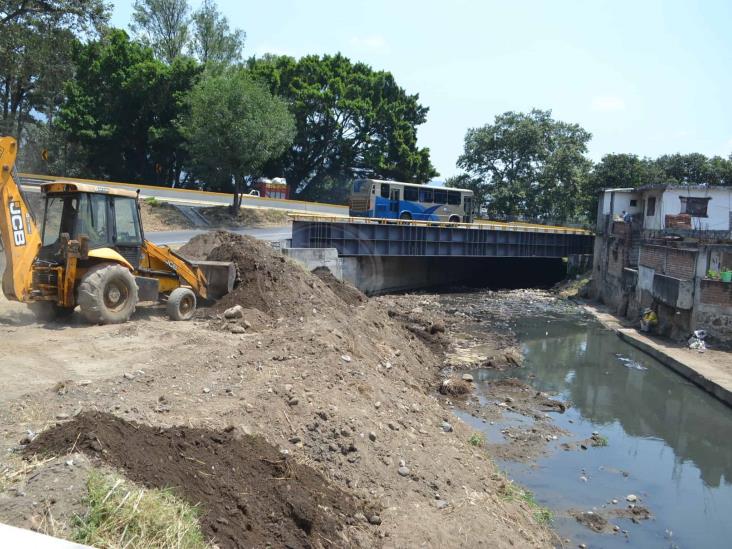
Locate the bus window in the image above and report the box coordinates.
[434,189,447,204]
[448,191,461,205]
[420,188,433,203]
[380,183,390,198]
[404,187,418,201]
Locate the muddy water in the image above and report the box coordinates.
[452,298,732,548]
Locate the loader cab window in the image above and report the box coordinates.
[76,194,108,246]
[42,195,79,247]
[112,197,142,245]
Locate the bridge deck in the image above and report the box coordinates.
[291,216,593,258]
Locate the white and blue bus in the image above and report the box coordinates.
[349,179,474,223]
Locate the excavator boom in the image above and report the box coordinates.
[0,137,42,302]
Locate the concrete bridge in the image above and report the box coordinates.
[288,216,593,294]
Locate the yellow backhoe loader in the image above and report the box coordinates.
[0,136,234,324]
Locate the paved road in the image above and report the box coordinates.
[146,226,292,246]
[20,173,348,216]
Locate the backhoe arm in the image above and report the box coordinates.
[0,137,42,302]
[141,240,211,299]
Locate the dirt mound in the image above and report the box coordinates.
[26,412,363,549]
[177,231,230,261]
[312,267,366,306]
[189,231,349,319]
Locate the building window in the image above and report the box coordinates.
[680,196,710,217]
[646,196,656,216]
[380,183,390,198]
[629,199,637,207]
[404,187,418,201]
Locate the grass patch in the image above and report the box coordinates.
[499,480,553,525]
[594,435,609,447]
[73,472,209,548]
[144,197,162,207]
[468,432,484,447]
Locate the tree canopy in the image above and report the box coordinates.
[57,29,200,184]
[131,0,189,64]
[452,109,592,222]
[249,54,437,203]
[181,69,295,209]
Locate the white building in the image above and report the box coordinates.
[598,184,732,235]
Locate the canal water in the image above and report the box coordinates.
[453,298,732,548]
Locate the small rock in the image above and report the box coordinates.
[288,397,299,406]
[368,515,382,525]
[368,431,376,442]
[384,361,392,370]
[224,305,244,319]
[398,466,410,477]
[429,320,446,334]
[289,436,301,444]
[230,325,246,334]
[612,498,618,504]
[203,387,210,394]
[243,320,252,329]
[435,499,449,510]
[441,421,453,433]
[387,422,399,431]
[399,459,406,467]
[55,413,69,420]
[626,494,637,503]
[65,460,74,467]
[579,544,587,549]
[461,373,474,382]
[374,401,381,409]
[341,355,352,363]
[353,512,367,523]
[123,372,135,380]
[284,384,293,393]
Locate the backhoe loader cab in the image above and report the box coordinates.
[0,136,235,324]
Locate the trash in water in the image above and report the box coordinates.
[615,354,648,371]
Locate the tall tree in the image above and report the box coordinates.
[131,0,189,64]
[181,69,295,210]
[248,54,437,203]
[0,0,108,28]
[454,109,592,222]
[57,29,200,184]
[191,0,244,65]
[0,0,108,149]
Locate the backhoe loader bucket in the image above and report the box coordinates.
[194,261,236,299]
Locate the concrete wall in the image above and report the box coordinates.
[282,248,343,280]
[645,188,732,232]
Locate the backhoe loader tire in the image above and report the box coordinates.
[28,302,75,322]
[78,263,138,324]
[167,287,196,321]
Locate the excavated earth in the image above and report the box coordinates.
[0,231,556,548]
[26,412,361,548]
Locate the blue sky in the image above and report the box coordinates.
[111,0,732,179]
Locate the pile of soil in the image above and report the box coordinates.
[312,267,366,306]
[183,231,353,319]
[26,412,363,548]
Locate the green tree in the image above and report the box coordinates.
[248,54,437,203]
[0,0,108,28]
[0,0,108,153]
[57,29,200,184]
[181,69,295,210]
[454,109,592,222]
[653,153,732,186]
[191,0,244,65]
[131,0,189,63]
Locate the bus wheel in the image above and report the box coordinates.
[449,215,461,223]
[399,212,412,220]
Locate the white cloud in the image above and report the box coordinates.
[349,34,389,53]
[591,96,626,112]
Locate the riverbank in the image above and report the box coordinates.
[581,302,732,408]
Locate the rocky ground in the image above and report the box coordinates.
[0,232,558,548]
